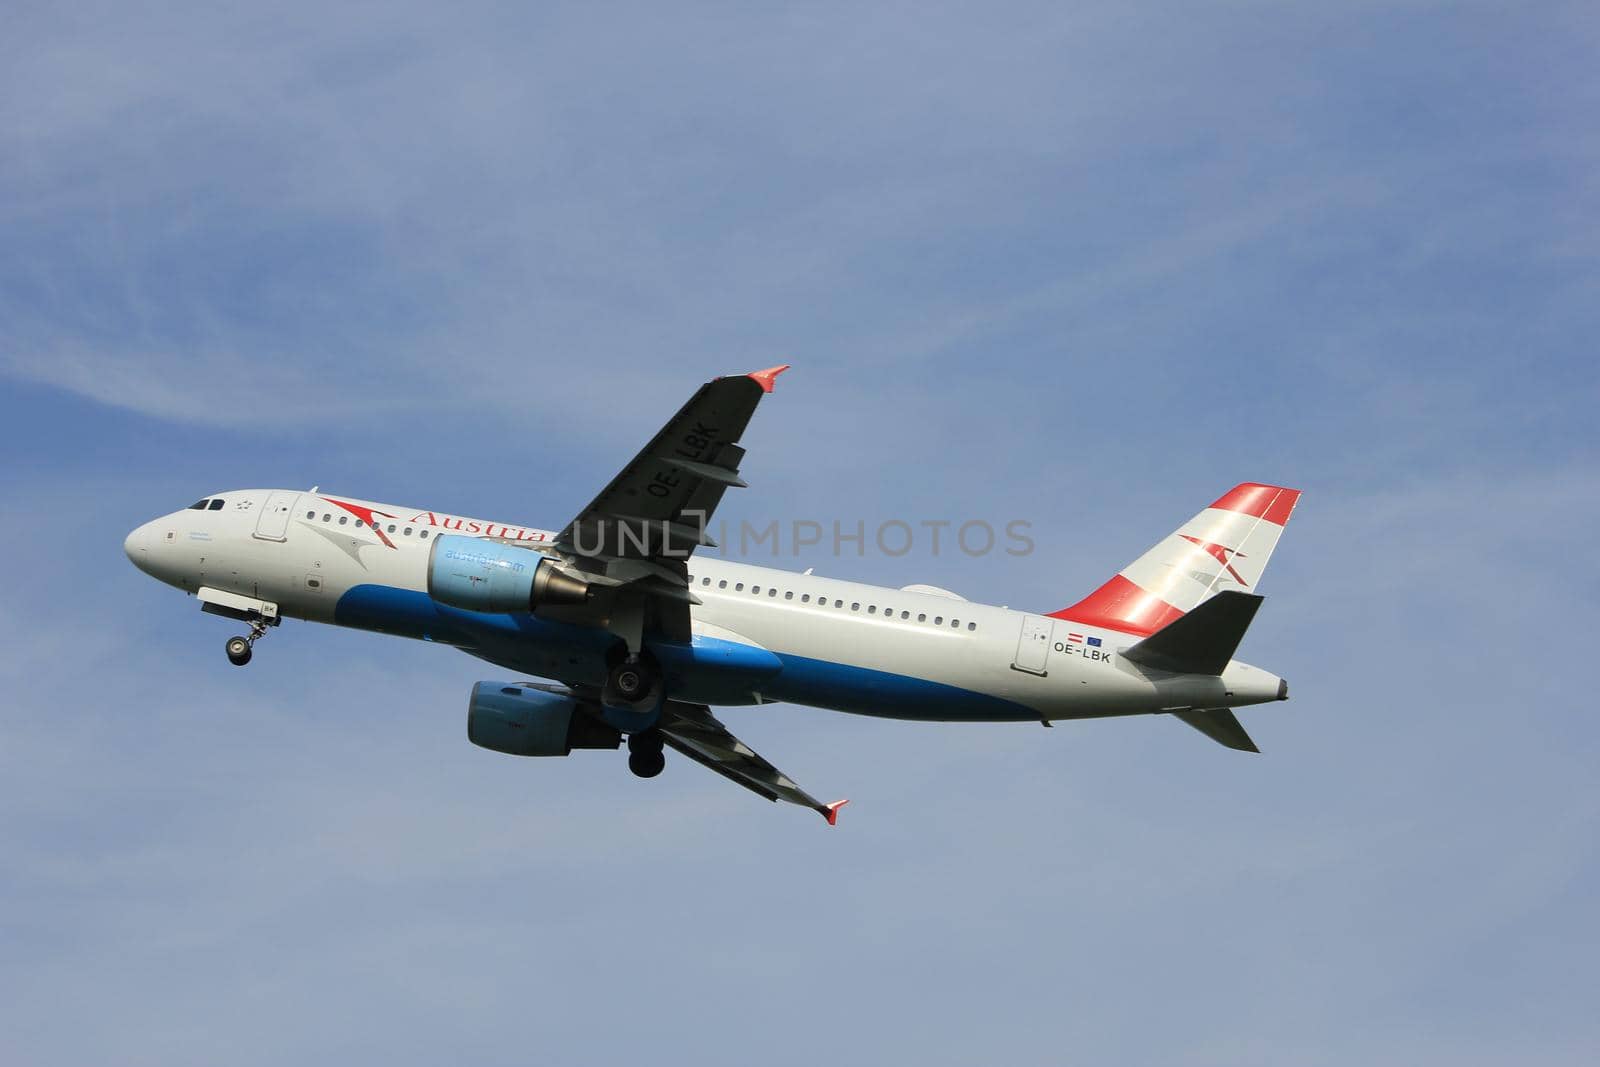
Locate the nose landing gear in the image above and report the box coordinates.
[224,617,272,667]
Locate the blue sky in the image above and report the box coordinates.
[3,3,1597,1063]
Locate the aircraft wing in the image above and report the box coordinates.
[550,365,789,642]
[659,701,848,825]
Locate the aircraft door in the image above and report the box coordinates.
[1012,614,1053,676]
[253,491,297,542]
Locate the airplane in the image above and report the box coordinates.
[123,366,1299,823]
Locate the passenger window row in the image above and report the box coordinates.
[689,574,978,631]
[303,510,429,538]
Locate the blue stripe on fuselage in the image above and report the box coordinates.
[333,582,464,643]
[333,583,1036,723]
[762,653,1036,722]
[333,583,615,686]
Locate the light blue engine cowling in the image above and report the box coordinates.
[467,681,622,756]
[427,534,590,614]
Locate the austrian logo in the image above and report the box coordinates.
[1178,534,1249,587]
[323,497,399,548]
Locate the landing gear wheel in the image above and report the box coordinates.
[225,636,252,666]
[628,729,664,755]
[628,748,666,778]
[610,658,656,703]
[225,617,270,667]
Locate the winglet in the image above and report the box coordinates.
[821,798,849,826]
[747,364,792,393]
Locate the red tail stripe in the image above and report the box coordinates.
[1047,574,1184,637]
[1208,483,1301,526]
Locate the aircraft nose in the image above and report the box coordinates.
[124,521,154,574]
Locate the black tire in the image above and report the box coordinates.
[225,636,252,667]
[627,729,664,755]
[628,749,666,779]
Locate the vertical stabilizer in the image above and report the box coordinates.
[1049,483,1300,636]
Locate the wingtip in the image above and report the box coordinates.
[747,364,792,393]
[822,798,849,826]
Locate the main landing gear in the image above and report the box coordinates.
[609,656,657,703]
[627,729,666,779]
[225,617,272,667]
[606,645,665,776]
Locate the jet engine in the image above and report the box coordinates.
[427,535,590,614]
[466,681,622,757]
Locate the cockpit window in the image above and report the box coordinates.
[188,499,210,510]
[207,499,225,510]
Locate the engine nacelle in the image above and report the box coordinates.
[466,681,621,757]
[428,535,590,614]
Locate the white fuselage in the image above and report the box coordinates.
[125,489,1286,723]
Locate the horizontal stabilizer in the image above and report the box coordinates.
[1173,708,1260,752]
[1123,590,1263,676]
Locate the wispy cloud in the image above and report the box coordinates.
[8,4,1591,441]
[4,3,1600,1064]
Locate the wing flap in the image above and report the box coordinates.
[549,368,786,644]
[659,702,846,824]
[556,374,776,562]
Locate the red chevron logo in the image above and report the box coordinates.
[1179,535,1248,586]
[322,497,398,549]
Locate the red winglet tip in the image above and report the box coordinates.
[747,364,792,393]
[822,799,849,826]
